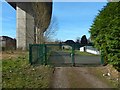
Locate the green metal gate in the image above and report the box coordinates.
[29,44,46,65]
[29,43,104,66]
[29,44,75,66]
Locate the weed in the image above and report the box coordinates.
[2,51,53,88]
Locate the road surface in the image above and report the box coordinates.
[49,51,114,88]
[49,51,101,67]
[51,67,113,88]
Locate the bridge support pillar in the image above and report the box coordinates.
[16,3,34,50]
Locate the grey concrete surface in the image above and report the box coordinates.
[49,51,101,67]
[8,2,52,50]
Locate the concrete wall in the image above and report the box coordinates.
[86,49,100,55]
[16,3,27,50]
[62,45,72,50]
[80,47,84,52]
[9,2,52,50]
[80,46,100,55]
[0,36,16,51]
[26,4,34,49]
[16,3,35,50]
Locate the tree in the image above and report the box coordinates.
[65,40,75,46]
[32,2,52,44]
[75,37,80,43]
[75,37,80,50]
[89,2,120,71]
[44,16,58,43]
[81,35,88,45]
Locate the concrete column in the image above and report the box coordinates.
[8,2,52,50]
[26,12,34,49]
[16,3,34,50]
[16,3,26,50]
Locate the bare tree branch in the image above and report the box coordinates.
[44,16,58,42]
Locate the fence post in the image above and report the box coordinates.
[37,44,43,65]
[29,44,32,65]
[72,44,75,66]
[44,45,47,65]
[41,44,44,65]
[101,50,104,65]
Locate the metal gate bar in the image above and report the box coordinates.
[29,43,104,66]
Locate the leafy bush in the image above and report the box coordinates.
[89,2,120,71]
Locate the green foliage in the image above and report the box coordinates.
[81,35,88,44]
[89,2,120,71]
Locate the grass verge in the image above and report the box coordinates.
[87,66,119,88]
[2,51,54,88]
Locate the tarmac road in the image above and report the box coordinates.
[49,51,101,67]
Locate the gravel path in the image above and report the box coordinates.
[52,67,69,88]
[50,51,113,88]
[52,67,112,88]
[73,67,111,88]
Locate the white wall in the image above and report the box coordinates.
[80,47,84,52]
[80,46,100,55]
[62,45,72,50]
[86,49,100,55]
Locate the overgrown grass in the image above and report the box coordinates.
[62,49,72,53]
[2,51,53,88]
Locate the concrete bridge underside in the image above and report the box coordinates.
[8,2,52,50]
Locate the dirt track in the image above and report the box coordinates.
[50,51,118,88]
[51,67,113,88]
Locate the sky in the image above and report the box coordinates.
[52,2,107,41]
[1,0,107,41]
[1,0,16,38]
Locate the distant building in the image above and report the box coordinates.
[80,46,86,52]
[0,36,16,51]
[62,45,72,50]
[64,40,75,45]
[80,46,100,55]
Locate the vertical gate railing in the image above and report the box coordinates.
[100,50,104,65]
[29,44,45,65]
[71,44,75,66]
[29,43,104,66]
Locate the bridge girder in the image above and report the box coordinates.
[6,1,52,50]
